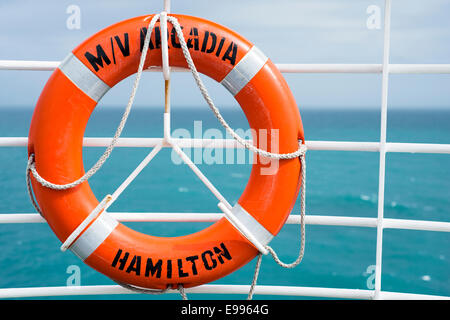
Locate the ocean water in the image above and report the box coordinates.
[0,106,449,299]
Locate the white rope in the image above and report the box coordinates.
[178,284,188,300]
[26,155,43,216]
[247,253,263,300]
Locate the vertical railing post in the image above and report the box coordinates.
[374,0,392,300]
[161,1,171,144]
[164,0,171,13]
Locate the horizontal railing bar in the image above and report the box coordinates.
[2,137,450,154]
[0,284,373,299]
[279,64,382,73]
[1,213,449,232]
[1,60,450,74]
[382,218,450,232]
[389,64,450,74]
[306,141,380,152]
[0,213,376,227]
[0,137,244,148]
[278,64,450,74]
[377,291,450,300]
[308,141,450,153]
[0,284,448,299]
[385,142,450,154]
[0,60,59,71]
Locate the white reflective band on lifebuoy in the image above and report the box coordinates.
[220,46,268,96]
[69,213,118,261]
[230,203,274,247]
[58,53,110,102]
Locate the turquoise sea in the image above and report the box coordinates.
[0,106,449,299]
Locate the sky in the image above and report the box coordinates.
[0,0,449,109]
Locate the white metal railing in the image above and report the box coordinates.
[375,0,392,298]
[2,138,450,154]
[1,284,449,300]
[1,212,449,233]
[2,60,450,74]
[0,0,449,300]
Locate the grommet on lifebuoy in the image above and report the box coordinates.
[28,14,304,289]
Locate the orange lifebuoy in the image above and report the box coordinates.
[28,14,304,289]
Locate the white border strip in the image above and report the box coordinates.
[218,203,273,254]
[220,46,268,96]
[69,212,118,261]
[58,53,110,102]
